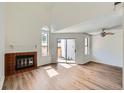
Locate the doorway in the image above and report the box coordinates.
[57,39,76,64]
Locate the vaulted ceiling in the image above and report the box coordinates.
[50,2,122,33]
[5,2,123,33]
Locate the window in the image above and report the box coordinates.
[41,26,49,56]
[85,37,89,55]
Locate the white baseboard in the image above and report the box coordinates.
[91,58,122,68]
[0,75,5,90]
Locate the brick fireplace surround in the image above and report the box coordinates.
[5,52,37,76]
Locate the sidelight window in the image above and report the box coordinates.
[85,37,89,55]
[41,26,49,56]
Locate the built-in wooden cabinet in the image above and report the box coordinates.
[5,52,37,76]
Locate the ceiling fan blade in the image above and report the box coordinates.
[103,25,122,30]
[106,32,114,35]
[89,32,101,35]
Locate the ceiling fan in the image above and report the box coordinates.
[100,28,114,37]
[86,25,121,37]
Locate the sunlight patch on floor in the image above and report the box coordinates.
[59,63,77,68]
[57,59,66,63]
[46,69,59,78]
[58,58,75,63]
[70,64,77,66]
[59,63,72,68]
[44,66,52,70]
[45,67,59,78]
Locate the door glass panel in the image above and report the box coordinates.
[85,38,89,55]
[66,39,75,63]
[57,39,66,63]
[57,39,75,64]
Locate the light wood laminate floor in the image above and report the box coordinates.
[2,62,122,90]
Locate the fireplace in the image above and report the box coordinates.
[5,52,37,76]
[16,55,34,70]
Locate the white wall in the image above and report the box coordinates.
[92,29,123,67]
[50,33,92,64]
[0,3,5,89]
[5,3,52,66]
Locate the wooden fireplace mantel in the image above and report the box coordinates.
[5,52,37,76]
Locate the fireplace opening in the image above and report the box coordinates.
[16,55,34,70]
